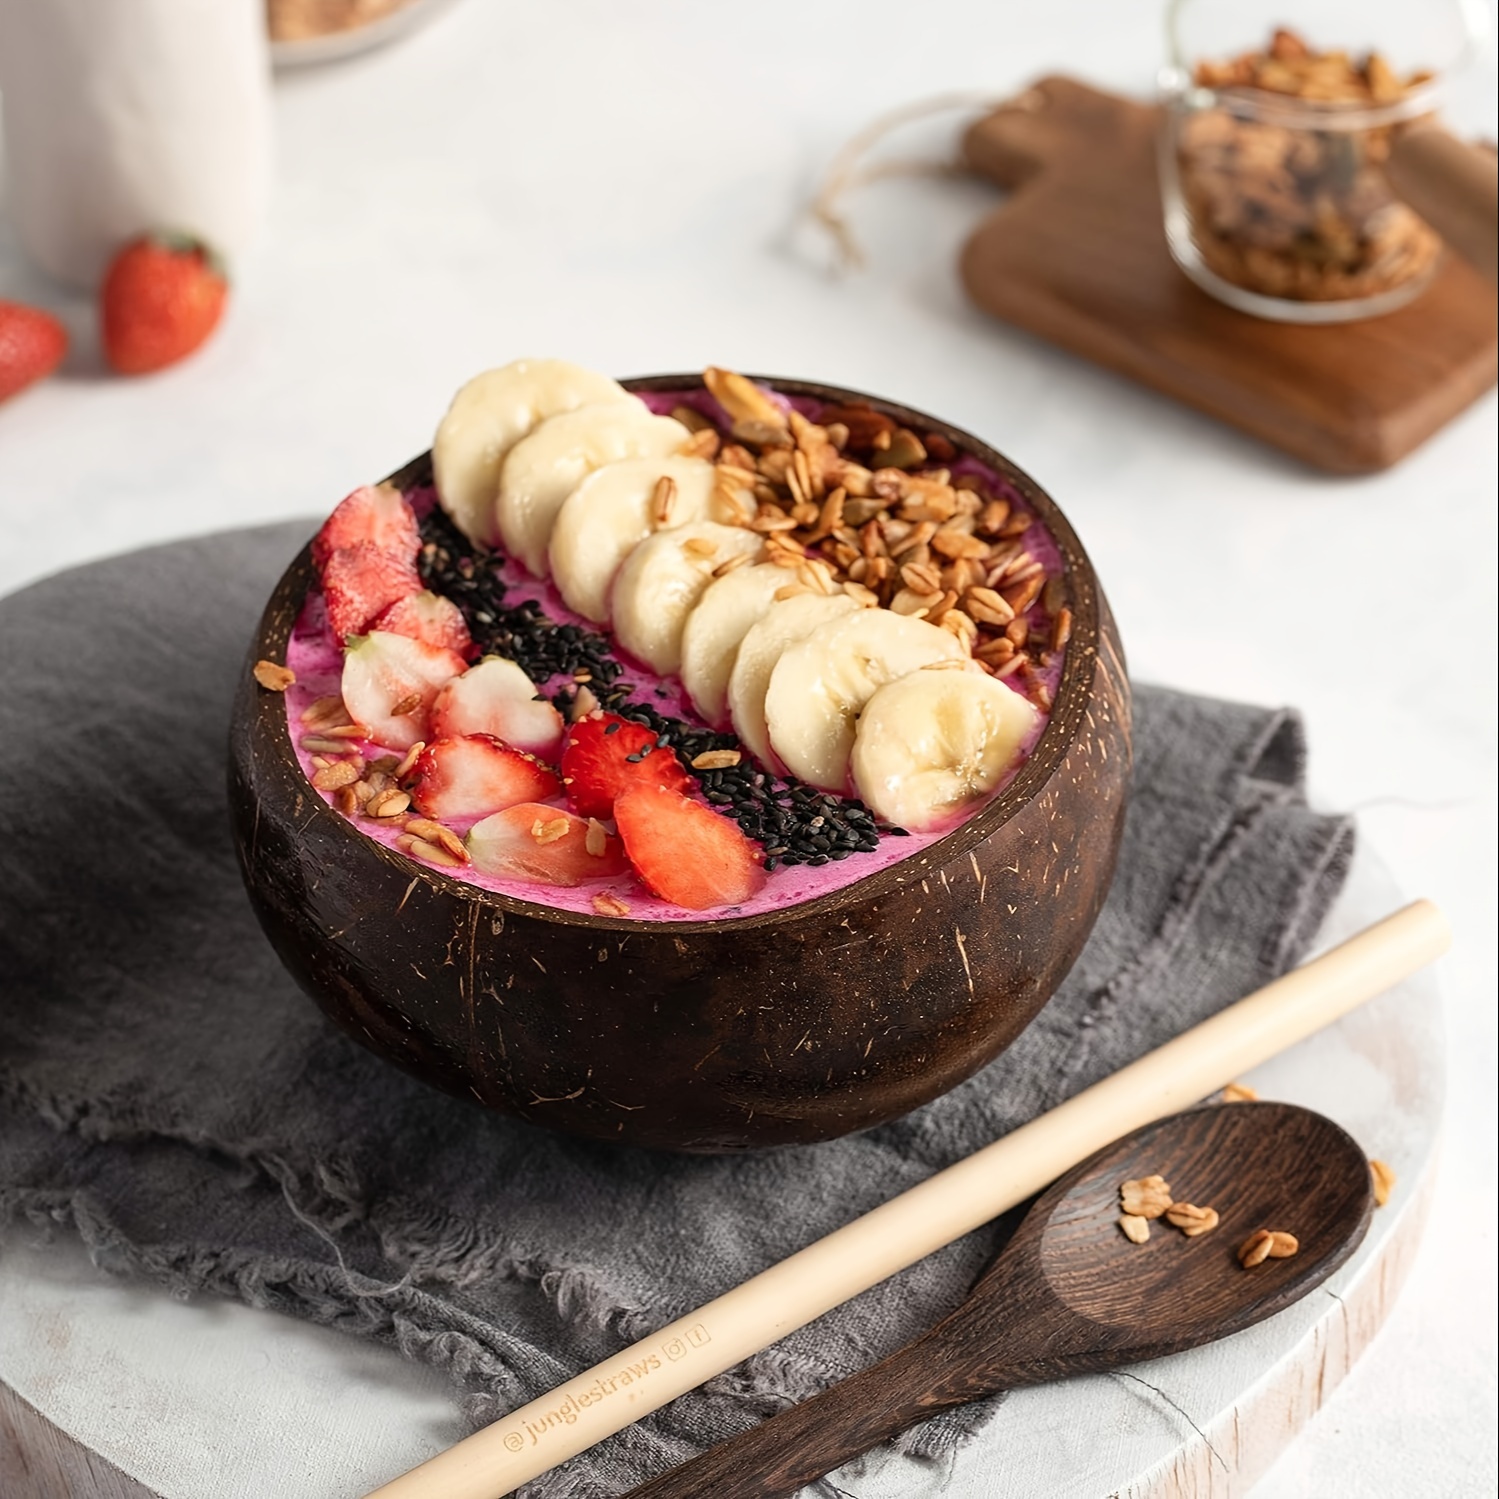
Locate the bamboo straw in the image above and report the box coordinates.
[364,899,1449,1499]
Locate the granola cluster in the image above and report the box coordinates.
[683,367,1065,715]
[1177,28,1441,304]
[1117,1173,1223,1246]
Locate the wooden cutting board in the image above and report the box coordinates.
[960,77,1498,474]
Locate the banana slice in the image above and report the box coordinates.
[680,563,803,730]
[432,360,634,546]
[764,610,965,791]
[726,592,861,772]
[610,522,763,676]
[548,456,718,623]
[498,404,689,577]
[852,668,1040,830]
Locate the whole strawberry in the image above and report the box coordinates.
[0,300,68,403]
[100,232,228,375]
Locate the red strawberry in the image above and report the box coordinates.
[340,630,465,751]
[370,590,472,656]
[466,803,630,886]
[321,540,423,641]
[407,735,560,822]
[431,657,563,759]
[100,232,228,375]
[0,301,68,403]
[559,712,691,820]
[613,783,766,911]
[311,484,422,569]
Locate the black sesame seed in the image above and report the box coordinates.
[414,499,889,869]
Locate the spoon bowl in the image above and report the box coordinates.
[624,1101,1375,1498]
[1038,1100,1373,1345]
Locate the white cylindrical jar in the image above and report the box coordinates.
[0,0,273,288]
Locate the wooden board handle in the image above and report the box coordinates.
[361,901,1449,1499]
[1387,125,1498,284]
[963,75,1138,190]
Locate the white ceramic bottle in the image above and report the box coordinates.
[0,0,273,288]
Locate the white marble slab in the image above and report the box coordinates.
[0,844,1441,1498]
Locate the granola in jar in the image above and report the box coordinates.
[1162,27,1444,319]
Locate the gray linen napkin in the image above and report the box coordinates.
[0,524,1353,1498]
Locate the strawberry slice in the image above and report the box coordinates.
[559,712,691,820]
[467,803,629,886]
[407,735,561,822]
[321,540,423,642]
[312,483,421,568]
[340,630,466,751]
[370,590,473,656]
[613,783,766,911]
[431,657,564,760]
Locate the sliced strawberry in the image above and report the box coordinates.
[370,590,473,656]
[559,712,691,820]
[340,630,466,751]
[466,803,630,886]
[431,657,564,760]
[613,783,766,911]
[407,735,560,822]
[312,483,421,568]
[321,540,423,642]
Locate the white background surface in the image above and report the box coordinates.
[0,1,1494,1495]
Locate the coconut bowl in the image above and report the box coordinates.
[228,375,1131,1152]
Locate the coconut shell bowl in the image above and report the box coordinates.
[228,375,1131,1152]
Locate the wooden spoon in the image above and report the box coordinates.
[622,1101,1374,1499]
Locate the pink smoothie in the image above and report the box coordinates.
[284,391,1065,922]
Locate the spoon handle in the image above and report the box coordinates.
[620,1324,999,1499]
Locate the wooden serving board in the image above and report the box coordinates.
[959,76,1498,474]
[0,845,1444,1498]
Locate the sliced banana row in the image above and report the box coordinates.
[764,609,966,791]
[499,404,690,577]
[432,359,636,546]
[679,562,797,731]
[549,456,718,623]
[727,592,862,773]
[431,360,1040,828]
[851,668,1040,831]
[612,522,764,677]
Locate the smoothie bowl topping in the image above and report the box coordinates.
[270,360,1069,919]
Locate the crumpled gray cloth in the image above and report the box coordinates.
[0,524,1353,1498]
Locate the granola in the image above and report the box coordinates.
[706,395,1063,712]
[1119,1174,1173,1219]
[1238,1227,1300,1267]
[1175,28,1440,304]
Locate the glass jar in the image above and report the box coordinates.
[1158,0,1487,322]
